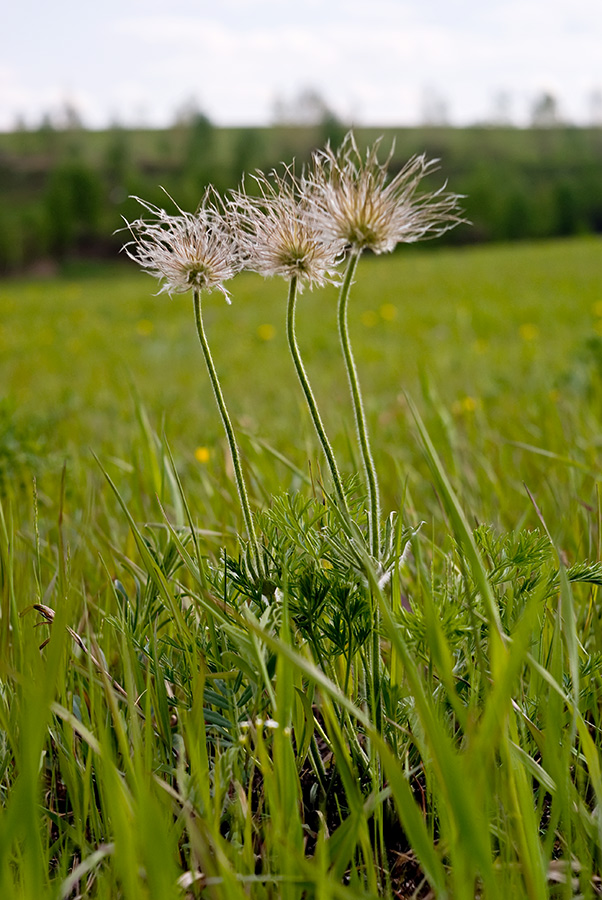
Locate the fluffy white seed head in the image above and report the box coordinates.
[230,167,344,290]
[123,190,241,300]
[304,132,465,255]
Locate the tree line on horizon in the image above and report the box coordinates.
[0,114,601,274]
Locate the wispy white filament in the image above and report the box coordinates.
[304,132,465,254]
[230,167,344,290]
[123,190,241,300]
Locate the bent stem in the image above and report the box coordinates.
[338,251,381,559]
[286,276,349,513]
[192,289,263,574]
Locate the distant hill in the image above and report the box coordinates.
[1,122,601,273]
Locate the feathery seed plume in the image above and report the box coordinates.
[123,190,241,301]
[230,167,344,290]
[305,132,465,255]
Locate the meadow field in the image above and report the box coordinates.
[1,234,602,898]
[2,235,602,528]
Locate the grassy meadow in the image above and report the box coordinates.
[1,234,602,898]
[2,235,602,529]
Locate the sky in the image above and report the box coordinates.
[2,0,602,130]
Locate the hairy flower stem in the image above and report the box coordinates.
[337,251,381,559]
[286,276,349,513]
[193,290,263,574]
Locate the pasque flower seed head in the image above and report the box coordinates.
[123,190,241,301]
[304,132,465,255]
[230,167,344,290]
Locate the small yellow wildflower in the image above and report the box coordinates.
[379,303,397,321]
[257,323,276,341]
[452,396,478,415]
[519,323,539,342]
[194,446,211,464]
[592,301,602,318]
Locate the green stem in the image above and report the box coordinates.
[286,276,349,513]
[192,290,263,574]
[337,251,381,559]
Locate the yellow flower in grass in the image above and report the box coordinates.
[257,323,276,341]
[519,323,539,342]
[452,396,479,415]
[379,303,397,321]
[194,446,211,464]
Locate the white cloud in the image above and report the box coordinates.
[110,7,599,124]
[1,0,601,128]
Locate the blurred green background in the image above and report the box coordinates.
[1,120,601,273]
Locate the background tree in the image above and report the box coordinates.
[531,91,561,127]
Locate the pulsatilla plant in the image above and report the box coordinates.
[108,134,602,898]
[122,135,463,766]
[124,188,264,575]
[304,134,464,557]
[124,132,463,574]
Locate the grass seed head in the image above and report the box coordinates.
[305,131,465,254]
